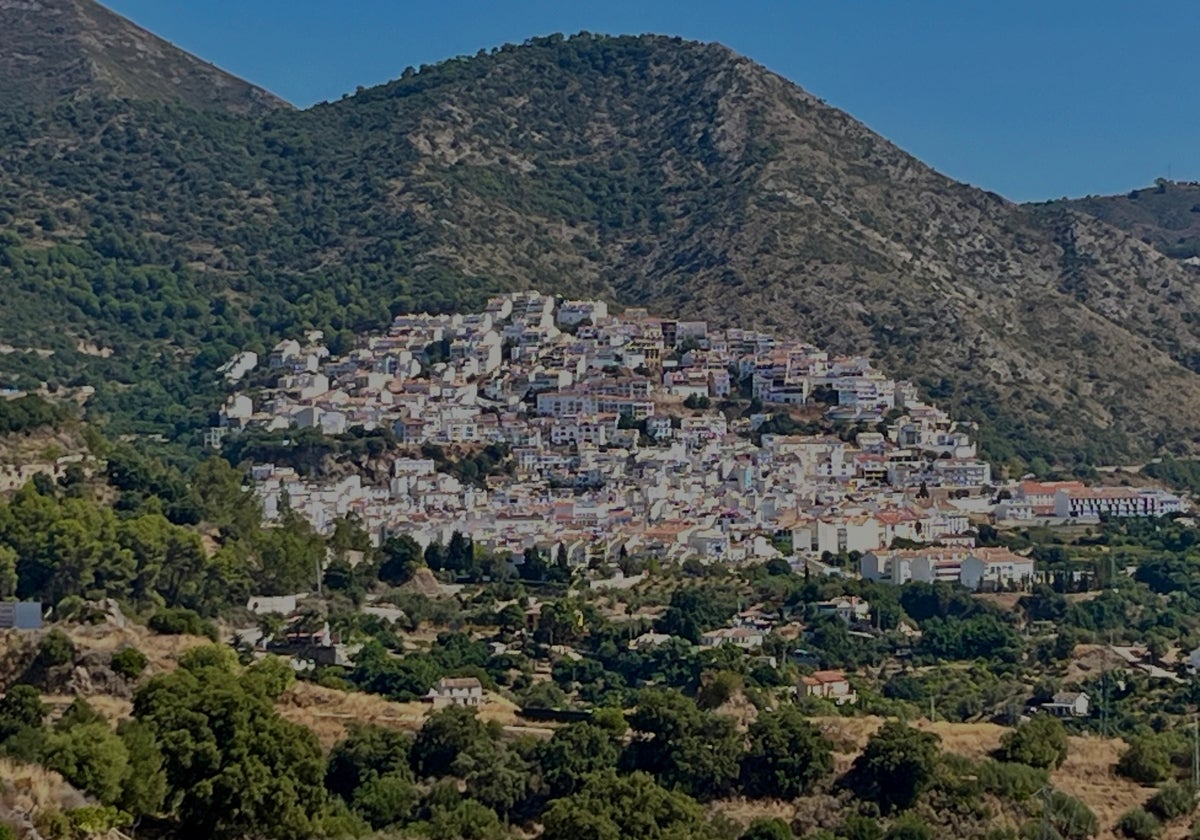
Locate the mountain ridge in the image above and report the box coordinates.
[1039,180,1200,261]
[1,27,1198,465]
[0,0,290,114]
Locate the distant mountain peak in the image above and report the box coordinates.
[0,0,289,114]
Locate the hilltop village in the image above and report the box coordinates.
[211,291,1184,592]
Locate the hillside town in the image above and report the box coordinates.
[210,291,1185,593]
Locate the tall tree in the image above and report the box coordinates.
[741,705,834,798]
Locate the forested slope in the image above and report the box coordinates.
[2,29,1200,464]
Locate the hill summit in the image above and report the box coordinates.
[0,0,289,113]
[1,26,1199,466]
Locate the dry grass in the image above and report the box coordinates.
[808,715,1151,839]
[0,757,86,818]
[1049,735,1153,840]
[973,591,1024,611]
[65,621,211,674]
[276,682,545,749]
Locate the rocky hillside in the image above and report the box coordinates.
[1,28,1199,464]
[1044,180,1200,261]
[0,0,288,114]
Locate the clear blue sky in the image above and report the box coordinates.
[102,0,1199,202]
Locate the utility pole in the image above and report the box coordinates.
[1192,715,1199,791]
[1100,641,1109,738]
[1038,786,1053,840]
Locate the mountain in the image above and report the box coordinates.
[0,0,288,114]
[1041,180,1200,261]
[1,25,1199,466]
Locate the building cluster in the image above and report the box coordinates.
[210,292,1184,579]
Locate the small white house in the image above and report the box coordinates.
[425,677,484,708]
[800,670,857,705]
[1041,691,1089,718]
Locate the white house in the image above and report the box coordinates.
[425,677,484,708]
[960,548,1035,591]
[1041,691,1089,718]
[700,627,764,650]
[800,670,857,705]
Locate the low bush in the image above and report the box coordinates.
[147,608,217,640]
[1117,808,1161,840]
[1146,781,1195,821]
[110,647,148,680]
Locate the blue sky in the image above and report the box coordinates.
[102,0,1199,202]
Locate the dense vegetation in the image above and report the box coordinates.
[3,436,1200,836]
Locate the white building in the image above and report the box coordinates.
[425,677,484,708]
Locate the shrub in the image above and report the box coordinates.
[997,715,1069,769]
[845,721,940,814]
[1117,808,1161,840]
[42,723,130,805]
[110,647,148,680]
[1146,781,1196,821]
[1118,737,1172,785]
[32,811,70,840]
[0,684,47,739]
[1045,791,1098,840]
[884,815,932,840]
[352,772,418,830]
[841,815,884,840]
[35,630,75,669]
[148,607,217,640]
[977,759,1048,801]
[740,817,793,840]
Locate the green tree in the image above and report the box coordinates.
[255,504,325,595]
[997,715,1069,769]
[741,817,793,840]
[325,722,413,802]
[1117,736,1173,785]
[846,721,940,814]
[35,629,75,668]
[425,798,509,840]
[42,722,129,805]
[352,773,419,830]
[54,697,105,730]
[132,659,326,839]
[624,689,742,800]
[841,815,884,840]
[110,646,149,680]
[411,705,492,779]
[740,705,834,798]
[380,534,424,585]
[541,770,724,840]
[453,740,532,820]
[0,545,17,598]
[538,722,620,797]
[0,684,46,741]
[656,586,737,643]
[116,719,167,821]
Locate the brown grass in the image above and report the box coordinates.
[276,682,547,749]
[0,757,86,817]
[65,621,211,674]
[805,715,1150,839]
[1049,735,1154,840]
